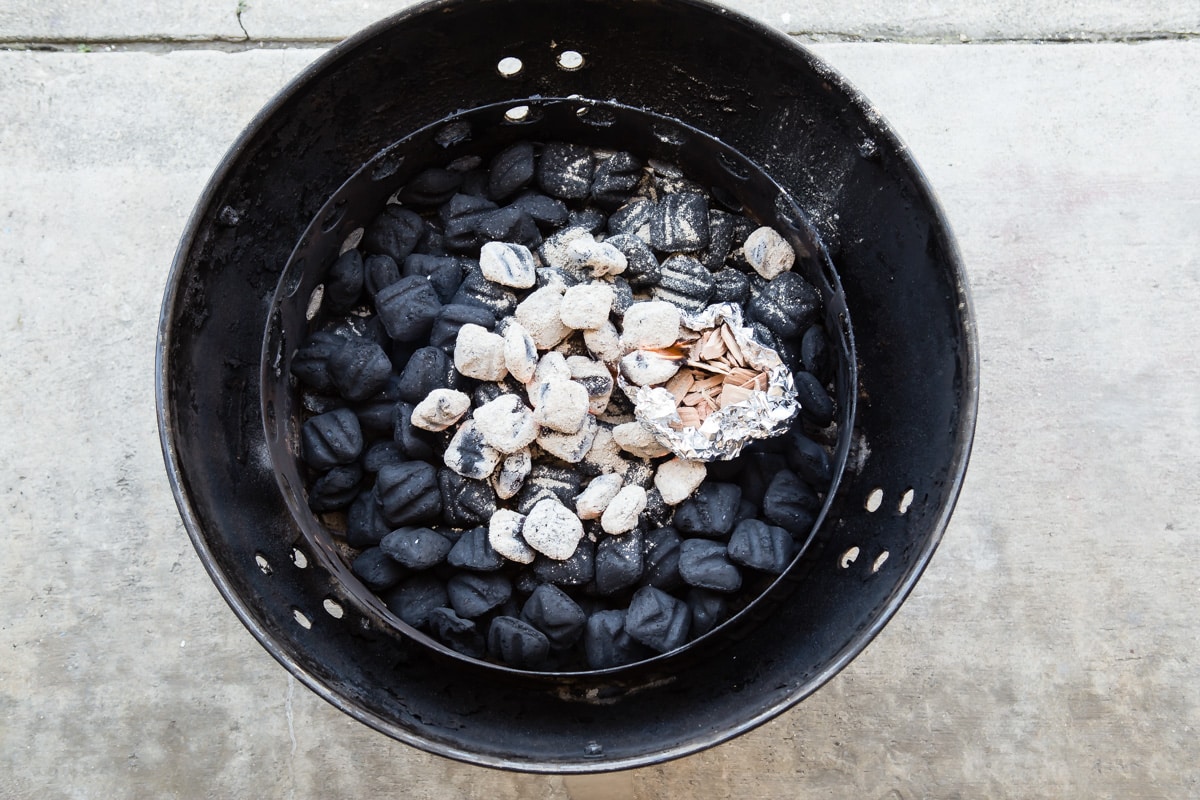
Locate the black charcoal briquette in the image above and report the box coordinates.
[590,151,643,210]
[607,198,655,237]
[673,482,742,538]
[428,607,485,658]
[394,346,456,404]
[474,206,542,250]
[382,574,447,628]
[327,338,392,402]
[678,539,742,592]
[625,586,691,653]
[533,539,595,587]
[440,193,498,252]
[800,324,832,383]
[301,407,362,470]
[583,609,651,670]
[308,463,362,512]
[511,191,569,229]
[487,616,550,669]
[345,490,391,548]
[567,207,607,234]
[447,526,505,572]
[363,205,424,263]
[290,331,344,393]
[397,167,463,207]
[488,141,536,200]
[687,588,728,637]
[761,469,818,536]
[520,584,587,649]
[594,530,645,596]
[375,275,442,342]
[392,401,438,462]
[438,469,497,528]
[641,525,683,591]
[402,254,467,304]
[351,546,407,592]
[323,249,364,314]
[786,429,833,488]
[429,303,498,351]
[727,518,795,573]
[711,268,750,306]
[747,271,821,339]
[450,266,519,317]
[794,371,835,427]
[375,461,441,527]
[606,233,660,287]
[363,253,402,298]
[447,572,513,619]
[380,526,453,570]
[650,192,709,252]
[537,142,593,199]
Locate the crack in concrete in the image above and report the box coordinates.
[0,29,1197,53]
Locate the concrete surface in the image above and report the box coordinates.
[1,0,1198,796]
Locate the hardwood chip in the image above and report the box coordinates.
[718,384,754,407]
[719,325,744,365]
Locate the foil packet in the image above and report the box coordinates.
[618,303,799,462]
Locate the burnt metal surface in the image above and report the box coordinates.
[157,0,978,773]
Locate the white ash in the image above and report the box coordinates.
[565,237,627,278]
[479,240,538,288]
[583,320,622,363]
[743,226,795,279]
[653,457,707,505]
[410,388,471,432]
[515,284,571,350]
[612,421,671,459]
[527,351,571,409]
[619,349,681,386]
[575,473,624,520]
[600,485,647,535]
[501,320,538,383]
[567,356,614,414]
[536,413,598,463]
[531,378,590,434]
[488,509,535,564]
[620,300,681,350]
[538,226,594,275]
[472,394,538,453]
[444,419,503,480]
[493,448,532,500]
[579,422,628,476]
[560,282,616,330]
[453,323,508,381]
[522,497,584,560]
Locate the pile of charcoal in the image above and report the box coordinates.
[292,139,837,670]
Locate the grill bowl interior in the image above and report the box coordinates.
[157,0,977,772]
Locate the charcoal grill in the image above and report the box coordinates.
[156,0,978,772]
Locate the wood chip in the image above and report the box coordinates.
[718,384,754,407]
[701,331,726,360]
[692,374,724,392]
[665,370,694,402]
[719,325,744,365]
[686,359,730,375]
[676,407,701,427]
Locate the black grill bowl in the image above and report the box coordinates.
[156,0,978,773]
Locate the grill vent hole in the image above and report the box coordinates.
[254,553,272,575]
[898,488,914,514]
[871,551,890,573]
[557,50,585,71]
[504,105,531,123]
[305,284,324,321]
[293,609,312,629]
[865,487,883,512]
[292,548,308,569]
[323,598,345,619]
[839,546,859,568]
[497,56,524,77]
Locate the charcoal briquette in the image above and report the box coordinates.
[375,461,441,527]
[397,167,463,207]
[605,233,660,287]
[392,401,438,463]
[447,526,505,572]
[520,584,587,649]
[650,192,710,252]
[450,266,519,317]
[583,609,651,670]
[698,209,736,271]
[352,546,408,592]
[786,428,833,489]
[537,142,593,200]
[761,469,818,536]
[327,338,392,402]
[656,255,714,305]
[641,525,683,591]
[800,324,832,382]
[686,588,728,637]
[427,607,486,658]
[375,274,442,343]
[732,451,789,507]
[308,463,362,512]
[345,490,391,548]
[567,208,607,234]
[711,268,750,306]
[734,499,758,524]
[510,191,570,229]
[625,586,691,653]
[382,573,447,628]
[458,169,491,199]
[727,518,795,573]
[678,538,742,592]
[438,469,497,528]
[362,254,402,298]
[794,371,835,427]
[487,616,550,668]
[447,572,513,619]
[673,482,742,538]
[474,206,542,250]
[290,331,344,393]
[590,151,643,210]
[429,303,497,351]
[363,204,424,263]
[607,198,655,238]
[594,529,645,596]
[381,526,453,570]
[394,346,456,405]
[532,538,595,587]
[610,276,634,318]
[488,141,536,200]
[401,254,466,304]
[323,249,364,314]
[439,193,499,251]
[301,407,363,470]
[747,271,821,339]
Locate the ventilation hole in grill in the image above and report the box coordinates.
[871,551,889,573]
[865,487,883,512]
[497,56,524,77]
[293,609,312,629]
[340,227,363,255]
[321,201,346,233]
[323,598,345,619]
[305,284,324,321]
[292,548,308,569]
[557,50,585,71]
[504,105,533,124]
[839,546,859,568]
[718,151,750,181]
[254,553,272,575]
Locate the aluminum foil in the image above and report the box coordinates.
[618,303,799,462]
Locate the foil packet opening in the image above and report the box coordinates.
[618,303,799,462]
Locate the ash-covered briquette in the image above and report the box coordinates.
[293,139,840,670]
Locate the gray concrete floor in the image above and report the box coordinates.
[1,1,1198,797]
